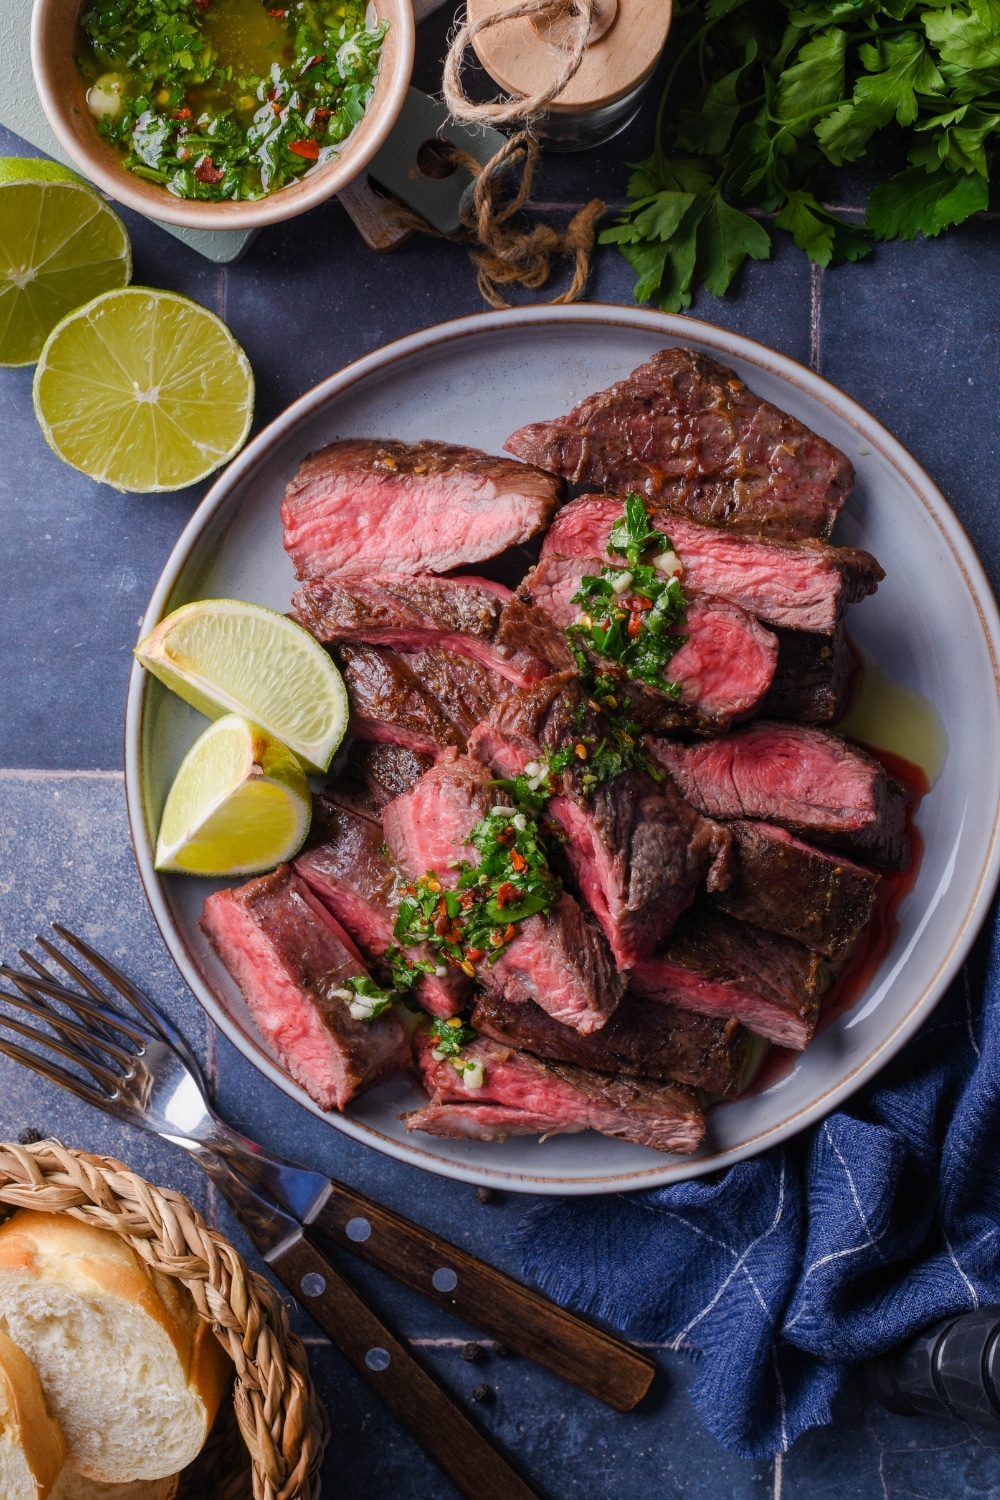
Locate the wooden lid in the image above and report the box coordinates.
[469,0,671,114]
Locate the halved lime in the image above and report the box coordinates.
[155,715,311,875]
[33,287,254,492]
[0,158,131,367]
[136,598,349,773]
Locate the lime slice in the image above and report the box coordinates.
[155,715,311,875]
[136,598,348,774]
[0,159,131,367]
[33,287,254,492]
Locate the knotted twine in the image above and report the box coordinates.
[0,1141,328,1500]
[395,0,606,307]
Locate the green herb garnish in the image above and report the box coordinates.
[600,0,998,311]
[335,974,395,1022]
[567,494,688,692]
[427,1016,485,1088]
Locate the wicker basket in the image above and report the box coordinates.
[0,1141,329,1500]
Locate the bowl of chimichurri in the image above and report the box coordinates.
[31,0,414,227]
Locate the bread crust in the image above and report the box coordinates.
[0,1327,66,1498]
[0,1211,231,1480]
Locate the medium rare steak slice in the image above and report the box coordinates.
[200,866,408,1110]
[521,556,778,730]
[649,721,911,869]
[708,819,880,961]
[408,1031,705,1153]
[294,795,467,1018]
[538,496,881,634]
[759,626,855,725]
[631,908,824,1050]
[292,574,553,688]
[282,437,562,580]
[472,991,750,1096]
[326,740,435,819]
[504,347,853,540]
[337,643,500,753]
[382,752,624,1033]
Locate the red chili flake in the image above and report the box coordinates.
[466,948,486,963]
[503,924,517,943]
[288,138,320,160]
[194,157,225,184]
[495,882,516,909]
[447,925,464,944]
[433,913,452,938]
[268,7,288,14]
[172,107,192,119]
[459,891,475,911]
[630,595,653,611]
[509,849,527,874]
[314,107,332,120]
[192,0,212,10]
[494,827,514,846]
[296,53,326,79]
[627,614,643,639]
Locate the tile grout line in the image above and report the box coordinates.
[773,1449,783,1499]
[809,261,822,373]
[0,768,123,780]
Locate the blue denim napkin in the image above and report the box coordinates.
[518,906,1000,1458]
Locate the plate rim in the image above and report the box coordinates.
[124,303,1000,1195]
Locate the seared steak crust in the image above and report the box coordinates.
[200,866,408,1110]
[709,819,880,961]
[504,348,853,540]
[632,907,824,1050]
[471,990,750,1096]
[649,721,911,869]
[337,643,500,753]
[282,437,562,580]
[408,1030,705,1154]
[760,626,856,725]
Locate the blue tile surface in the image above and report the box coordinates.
[2,6,1000,1494]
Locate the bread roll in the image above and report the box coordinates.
[0,1212,231,1483]
[50,1474,179,1500]
[0,1327,65,1498]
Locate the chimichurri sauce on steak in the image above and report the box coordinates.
[77,0,386,201]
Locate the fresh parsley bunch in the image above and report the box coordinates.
[602,0,998,310]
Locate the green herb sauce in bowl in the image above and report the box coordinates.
[76,0,386,202]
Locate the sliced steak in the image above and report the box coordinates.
[760,626,855,725]
[408,1031,705,1154]
[294,795,467,1018]
[292,574,554,689]
[472,990,750,1096]
[708,819,880,962]
[649,721,911,869]
[337,643,500,753]
[504,347,853,540]
[282,437,562,580]
[538,496,881,634]
[382,752,624,1033]
[200,866,408,1110]
[327,740,435,819]
[631,908,824,1050]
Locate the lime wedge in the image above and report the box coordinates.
[0,159,131,367]
[33,287,254,492]
[155,715,311,875]
[136,598,348,774]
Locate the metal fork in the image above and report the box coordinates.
[0,929,654,1496]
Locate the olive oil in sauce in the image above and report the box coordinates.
[838,649,948,788]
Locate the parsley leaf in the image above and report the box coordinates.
[867,162,989,236]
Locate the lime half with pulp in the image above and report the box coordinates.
[155,715,311,875]
[0,158,131,367]
[136,598,349,774]
[33,287,254,492]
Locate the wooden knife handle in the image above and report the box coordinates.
[269,1233,544,1500]
[307,1182,655,1412]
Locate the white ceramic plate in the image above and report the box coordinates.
[124,306,1000,1195]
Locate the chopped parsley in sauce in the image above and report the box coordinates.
[427,1016,484,1089]
[77,0,386,201]
[567,493,689,693]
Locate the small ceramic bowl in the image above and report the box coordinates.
[30,0,414,229]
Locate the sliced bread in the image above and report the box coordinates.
[0,1326,65,1498]
[50,1472,179,1499]
[0,1211,231,1483]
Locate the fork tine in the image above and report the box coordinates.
[0,1032,127,1117]
[0,967,154,1052]
[49,926,203,1076]
[19,947,136,1050]
[2,968,119,1069]
[0,994,130,1092]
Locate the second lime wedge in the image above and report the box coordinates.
[136,598,349,774]
[155,715,311,875]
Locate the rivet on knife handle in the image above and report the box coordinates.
[269,1233,544,1500]
[305,1182,656,1412]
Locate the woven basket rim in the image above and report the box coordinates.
[0,1139,328,1500]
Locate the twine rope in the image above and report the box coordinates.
[0,1142,328,1500]
[442,0,596,125]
